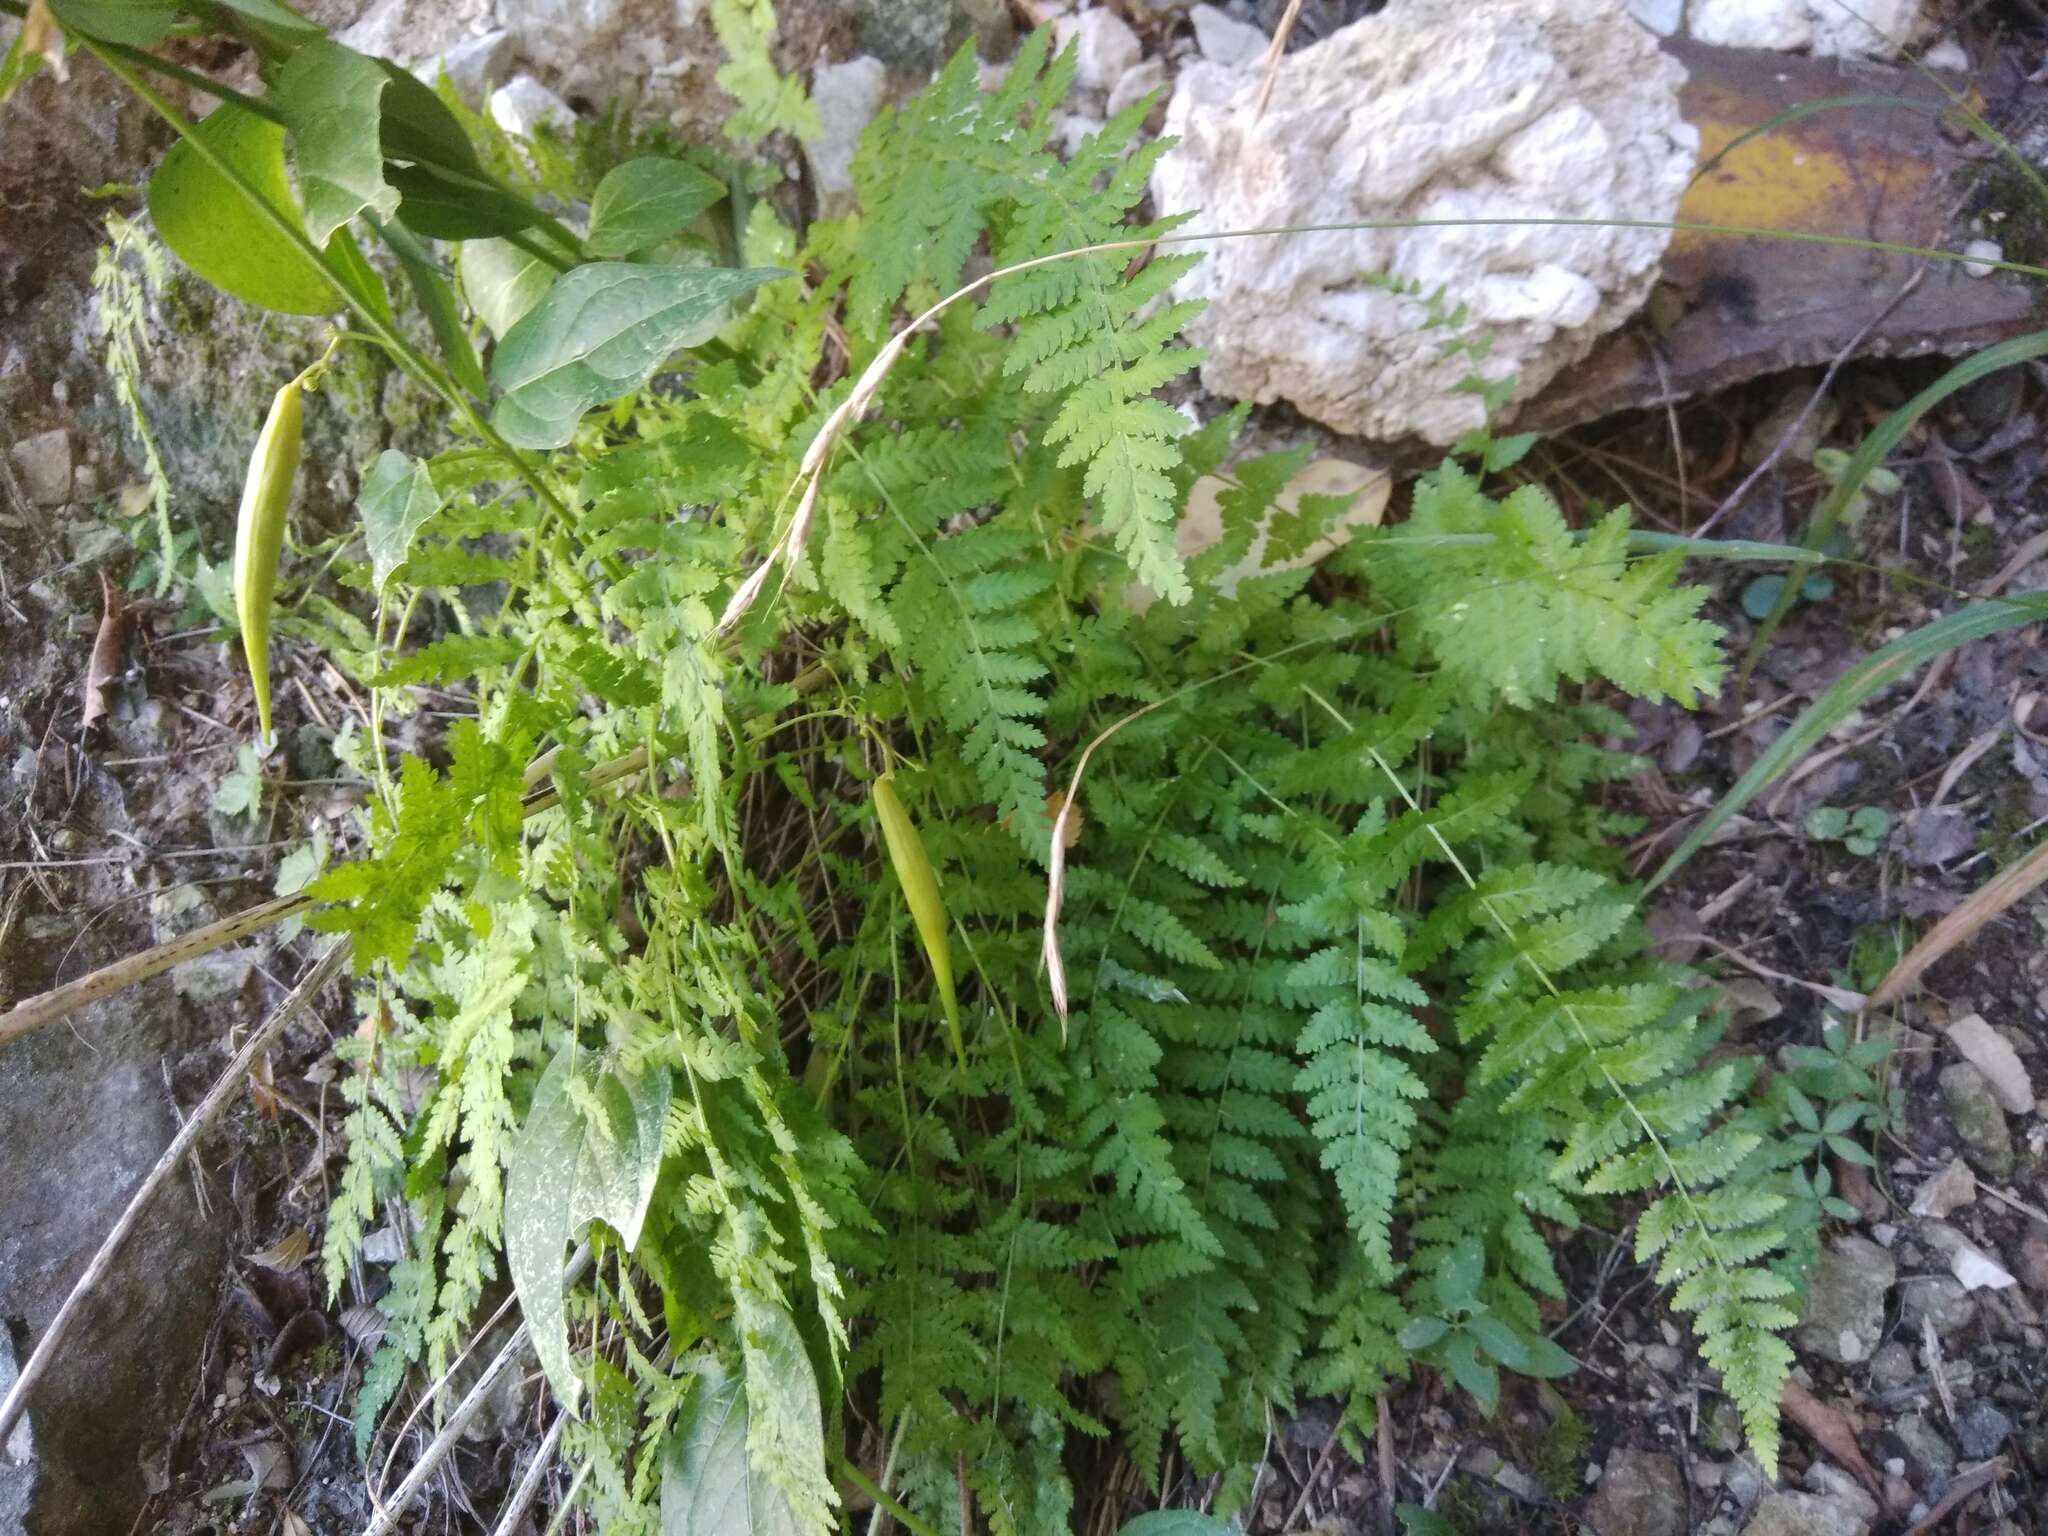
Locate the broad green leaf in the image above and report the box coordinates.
[357,449,439,592]
[387,162,540,241]
[146,103,342,315]
[460,236,557,340]
[586,157,726,258]
[324,221,393,325]
[505,1047,672,1408]
[1649,592,2048,890]
[277,41,400,244]
[376,61,481,171]
[1120,1515,1242,1536]
[1442,1336,1499,1414]
[1519,1334,1577,1379]
[206,0,322,43]
[381,220,487,396]
[660,1360,804,1536]
[1397,1316,1450,1351]
[731,1293,837,1532]
[1464,1314,1529,1371]
[1433,1237,1484,1314]
[490,263,785,449]
[48,0,173,45]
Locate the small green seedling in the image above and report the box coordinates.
[1777,1020,1894,1223]
[1804,804,1891,856]
[1813,446,1903,526]
[1397,1238,1574,1416]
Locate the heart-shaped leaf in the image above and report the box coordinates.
[660,1360,805,1536]
[146,103,345,315]
[505,1047,672,1408]
[357,450,439,592]
[586,157,726,258]
[489,263,784,448]
[459,236,557,341]
[277,40,400,244]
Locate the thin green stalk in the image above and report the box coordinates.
[81,36,576,531]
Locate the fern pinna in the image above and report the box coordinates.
[307,32,1809,1533]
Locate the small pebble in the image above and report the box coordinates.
[1962,238,2003,278]
[1955,1400,2013,1459]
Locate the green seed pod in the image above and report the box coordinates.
[872,772,963,1068]
[233,377,303,742]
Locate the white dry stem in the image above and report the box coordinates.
[361,1244,590,1536]
[489,1407,568,1536]
[0,940,348,1450]
[1042,702,1162,1023]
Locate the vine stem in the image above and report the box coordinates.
[0,940,348,1451]
[78,37,576,528]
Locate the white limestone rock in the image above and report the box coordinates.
[1688,0,1933,56]
[1150,0,1696,446]
[805,56,888,213]
[489,74,576,139]
[1189,3,1266,66]
[414,28,514,108]
[1055,7,1143,95]
[1106,58,1168,119]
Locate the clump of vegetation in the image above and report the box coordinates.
[31,2,2045,1530]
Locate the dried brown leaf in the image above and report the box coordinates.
[245,1228,312,1272]
[80,572,125,732]
[1780,1378,1882,1496]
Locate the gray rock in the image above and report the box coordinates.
[1739,1490,1871,1536]
[1892,1412,1954,1482]
[1106,57,1169,118]
[1055,7,1142,93]
[1939,1062,2015,1179]
[804,56,888,213]
[338,0,490,67]
[1954,1401,2013,1460]
[1899,1274,1977,1338]
[489,75,576,139]
[1795,1235,1896,1365]
[414,28,513,108]
[168,945,258,1003]
[0,984,231,1531]
[1583,1448,1685,1536]
[855,0,952,70]
[1800,1464,1878,1524]
[1189,2,1266,65]
[8,429,72,507]
[1869,1340,1915,1387]
[1150,0,1696,446]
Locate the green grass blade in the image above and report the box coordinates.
[1650,591,2048,892]
[1741,331,2048,680]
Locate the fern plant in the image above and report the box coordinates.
[25,9,1835,1530]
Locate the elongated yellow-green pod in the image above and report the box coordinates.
[232,378,303,742]
[872,772,963,1067]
